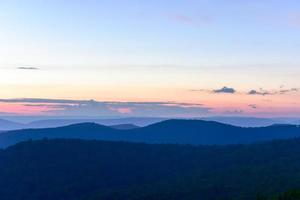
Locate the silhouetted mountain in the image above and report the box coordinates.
[26,119,90,128]
[0,116,299,131]
[292,119,300,125]
[200,116,281,127]
[110,124,140,130]
[22,117,300,129]
[0,119,25,130]
[1,119,300,148]
[1,138,300,200]
[0,123,119,148]
[26,117,165,128]
[0,117,160,131]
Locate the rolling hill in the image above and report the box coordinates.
[25,117,165,128]
[0,117,299,131]
[0,119,300,148]
[0,117,164,130]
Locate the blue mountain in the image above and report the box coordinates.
[0,119,299,148]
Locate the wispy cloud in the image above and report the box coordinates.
[222,109,244,115]
[279,88,300,94]
[191,86,236,94]
[248,88,300,96]
[191,86,299,96]
[248,89,273,96]
[248,104,258,109]
[17,67,39,70]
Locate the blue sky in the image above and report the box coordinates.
[0,0,299,117]
[2,0,300,67]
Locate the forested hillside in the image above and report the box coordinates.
[1,138,300,199]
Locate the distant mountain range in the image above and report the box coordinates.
[0,117,164,131]
[0,116,299,131]
[0,119,25,130]
[0,119,300,148]
[200,116,287,127]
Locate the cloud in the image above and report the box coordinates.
[0,111,18,116]
[0,98,212,117]
[279,88,300,94]
[222,109,244,115]
[18,67,39,70]
[248,89,273,96]
[213,86,236,94]
[0,98,94,104]
[248,88,299,96]
[189,89,211,93]
[248,104,258,109]
[190,87,237,94]
[192,86,299,96]
[108,106,133,114]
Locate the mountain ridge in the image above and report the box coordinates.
[1,119,300,148]
[0,116,299,131]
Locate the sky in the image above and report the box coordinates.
[0,0,300,117]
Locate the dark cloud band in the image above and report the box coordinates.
[0,98,212,117]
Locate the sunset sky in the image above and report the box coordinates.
[0,0,300,117]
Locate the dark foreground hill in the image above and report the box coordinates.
[0,120,300,148]
[1,138,300,200]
